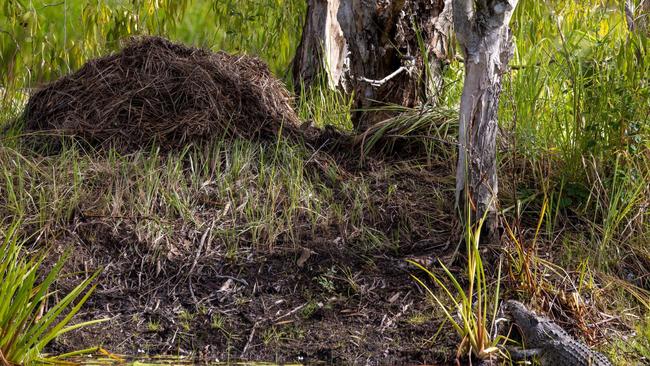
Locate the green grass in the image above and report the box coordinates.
[0,0,303,93]
[409,209,505,362]
[0,138,386,255]
[504,1,649,163]
[0,0,648,364]
[0,221,104,365]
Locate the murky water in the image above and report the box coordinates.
[64,355,301,366]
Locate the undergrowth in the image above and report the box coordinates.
[0,0,648,364]
[0,222,103,365]
[409,209,505,363]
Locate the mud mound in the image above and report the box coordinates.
[23,36,300,152]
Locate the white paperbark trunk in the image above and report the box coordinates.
[625,0,650,32]
[292,0,348,90]
[453,0,518,240]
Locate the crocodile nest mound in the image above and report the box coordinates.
[23,36,301,152]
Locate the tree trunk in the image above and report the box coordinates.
[453,0,518,241]
[644,0,650,30]
[625,0,650,33]
[293,0,452,130]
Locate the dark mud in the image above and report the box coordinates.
[45,152,465,365]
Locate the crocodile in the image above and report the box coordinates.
[502,300,613,366]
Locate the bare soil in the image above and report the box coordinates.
[23,37,632,365]
[46,152,465,365]
[22,37,469,364]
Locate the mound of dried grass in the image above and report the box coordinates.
[23,36,300,152]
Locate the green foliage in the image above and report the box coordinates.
[207,0,305,78]
[0,221,104,365]
[503,0,649,168]
[0,0,647,362]
[0,0,303,97]
[486,0,650,293]
[409,212,505,361]
[0,0,188,87]
[296,80,354,130]
[585,155,649,268]
[609,315,650,363]
[356,105,457,161]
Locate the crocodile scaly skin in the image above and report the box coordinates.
[503,300,613,366]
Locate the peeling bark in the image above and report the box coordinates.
[453,0,518,241]
[293,0,452,130]
[626,0,637,31]
[644,0,650,30]
[625,0,650,33]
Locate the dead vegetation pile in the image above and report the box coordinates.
[23,36,301,152]
[14,37,637,365]
[20,35,457,161]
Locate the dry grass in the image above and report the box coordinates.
[22,37,301,152]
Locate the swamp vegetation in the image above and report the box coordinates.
[0,0,649,365]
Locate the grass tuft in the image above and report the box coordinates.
[0,220,105,365]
